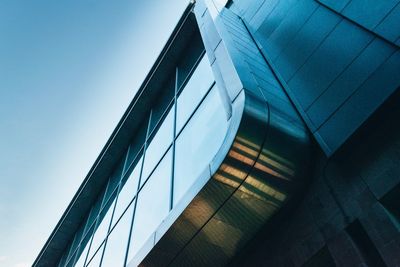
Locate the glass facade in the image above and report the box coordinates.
[128,149,172,259]
[58,52,230,267]
[174,85,228,205]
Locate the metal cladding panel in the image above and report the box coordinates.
[231,0,400,156]
[341,0,399,34]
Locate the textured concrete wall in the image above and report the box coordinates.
[233,91,400,266]
[231,0,400,155]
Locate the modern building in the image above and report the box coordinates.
[34,0,400,266]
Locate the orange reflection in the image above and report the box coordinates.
[235,136,259,151]
[229,142,290,181]
[254,162,290,181]
[213,173,241,188]
[258,153,294,177]
[232,142,258,157]
[228,150,255,166]
[241,175,287,202]
[212,136,290,214]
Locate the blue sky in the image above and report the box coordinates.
[0,1,187,266]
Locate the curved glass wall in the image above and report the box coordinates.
[176,55,214,132]
[141,106,174,185]
[58,52,230,267]
[174,84,228,205]
[128,149,172,259]
[112,155,143,227]
[101,205,133,266]
[85,198,115,265]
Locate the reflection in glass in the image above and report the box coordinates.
[101,204,134,267]
[86,199,115,264]
[86,191,104,238]
[64,224,84,266]
[103,160,124,206]
[174,85,228,205]
[74,242,90,267]
[85,243,103,267]
[176,55,214,132]
[112,156,143,227]
[66,49,224,267]
[141,106,174,185]
[127,149,172,261]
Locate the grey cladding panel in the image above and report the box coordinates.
[342,0,399,30]
[307,38,395,129]
[317,51,400,154]
[271,7,342,82]
[318,0,351,11]
[288,19,373,110]
[236,0,265,21]
[255,0,298,39]
[260,0,319,62]
[375,3,400,43]
[249,0,279,29]
[318,0,400,46]
[233,0,400,155]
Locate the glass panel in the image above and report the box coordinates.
[112,156,142,227]
[101,204,134,267]
[141,106,174,185]
[85,202,101,237]
[176,55,214,132]
[177,43,205,88]
[68,222,85,256]
[63,213,92,267]
[63,250,77,267]
[127,149,172,261]
[86,199,115,263]
[63,235,78,266]
[174,85,228,206]
[73,242,90,267]
[58,250,68,267]
[103,175,120,211]
[85,243,103,267]
[125,116,148,174]
[148,78,175,135]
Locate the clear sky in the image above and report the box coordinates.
[0,1,188,266]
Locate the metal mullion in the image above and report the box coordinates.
[170,67,178,210]
[146,98,175,143]
[64,228,82,266]
[121,144,145,181]
[175,81,216,140]
[107,192,136,236]
[64,204,99,267]
[67,233,87,267]
[67,207,99,267]
[65,198,103,267]
[107,145,144,233]
[83,163,121,267]
[176,50,206,96]
[85,239,106,266]
[137,142,173,192]
[98,145,133,266]
[65,247,78,267]
[80,223,96,266]
[123,110,152,267]
[83,120,138,266]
